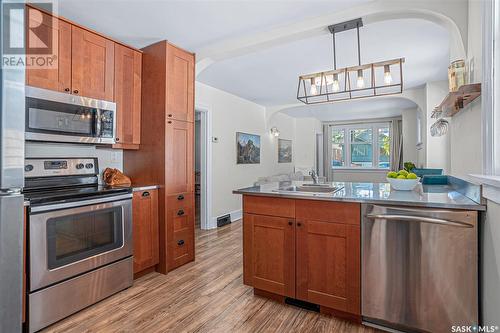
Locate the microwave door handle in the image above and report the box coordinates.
[365,214,473,228]
[95,109,102,137]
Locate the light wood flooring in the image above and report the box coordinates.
[42,220,379,333]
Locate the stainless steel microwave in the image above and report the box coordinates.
[25,86,116,144]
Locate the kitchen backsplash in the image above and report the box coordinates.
[25,142,123,184]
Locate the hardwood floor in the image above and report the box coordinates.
[42,221,379,333]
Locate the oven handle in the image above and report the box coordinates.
[30,193,133,213]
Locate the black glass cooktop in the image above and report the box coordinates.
[24,184,131,206]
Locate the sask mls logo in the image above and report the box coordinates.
[2,1,57,69]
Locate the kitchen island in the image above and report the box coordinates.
[233,181,485,330]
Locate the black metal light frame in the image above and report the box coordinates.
[297,18,405,105]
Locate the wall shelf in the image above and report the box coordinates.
[432,83,481,118]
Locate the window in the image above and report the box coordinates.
[328,122,391,171]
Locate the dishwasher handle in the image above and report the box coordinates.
[365,214,473,228]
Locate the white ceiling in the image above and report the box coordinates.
[279,97,417,121]
[198,18,450,106]
[57,0,370,51]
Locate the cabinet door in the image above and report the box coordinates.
[26,7,71,92]
[166,44,194,122]
[165,119,194,194]
[243,213,295,297]
[132,189,159,274]
[114,45,142,147]
[296,219,360,315]
[71,26,114,100]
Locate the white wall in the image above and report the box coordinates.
[425,80,451,173]
[196,82,296,220]
[402,108,418,166]
[25,142,123,184]
[294,117,321,171]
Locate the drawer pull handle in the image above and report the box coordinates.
[177,195,184,200]
[177,239,185,246]
[142,191,150,197]
[177,209,185,216]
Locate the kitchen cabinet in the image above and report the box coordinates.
[114,44,142,148]
[71,26,114,101]
[23,207,26,323]
[165,120,194,194]
[123,41,195,274]
[132,189,159,274]
[242,196,361,319]
[166,45,195,123]
[26,7,71,92]
[243,213,295,297]
[166,193,195,269]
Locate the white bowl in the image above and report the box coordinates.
[386,177,420,191]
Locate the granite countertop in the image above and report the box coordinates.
[233,181,486,211]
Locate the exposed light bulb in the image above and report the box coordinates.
[314,76,323,86]
[383,65,392,85]
[332,73,340,92]
[310,78,317,95]
[310,84,318,95]
[325,75,334,85]
[356,69,365,89]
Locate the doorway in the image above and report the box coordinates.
[194,107,212,230]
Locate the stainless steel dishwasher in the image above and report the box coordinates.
[361,204,478,333]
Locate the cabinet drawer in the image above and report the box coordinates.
[168,229,194,269]
[166,192,194,212]
[243,195,295,218]
[296,200,360,225]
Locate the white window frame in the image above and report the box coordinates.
[328,122,392,174]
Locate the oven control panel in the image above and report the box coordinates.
[24,158,98,178]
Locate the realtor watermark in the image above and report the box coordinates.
[452,325,500,332]
[2,1,58,69]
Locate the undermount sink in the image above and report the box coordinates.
[279,184,343,194]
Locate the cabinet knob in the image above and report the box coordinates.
[177,239,185,246]
[64,88,70,92]
[288,221,293,226]
[168,114,172,117]
[177,194,184,200]
[297,222,302,227]
[177,209,185,216]
[115,138,120,142]
[73,89,79,94]
[167,120,172,124]
[142,191,150,197]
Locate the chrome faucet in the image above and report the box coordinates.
[309,170,319,184]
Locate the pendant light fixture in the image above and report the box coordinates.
[297,18,405,105]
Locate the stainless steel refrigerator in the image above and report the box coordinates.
[0,0,26,331]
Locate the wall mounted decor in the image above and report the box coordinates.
[237,132,261,164]
[278,139,292,163]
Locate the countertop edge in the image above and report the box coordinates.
[132,185,161,192]
[233,190,487,211]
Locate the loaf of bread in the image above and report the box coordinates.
[102,168,132,186]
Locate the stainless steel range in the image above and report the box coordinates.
[24,158,133,333]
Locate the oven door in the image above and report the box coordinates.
[29,197,132,291]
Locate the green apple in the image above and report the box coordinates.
[387,171,398,178]
[407,173,418,179]
[397,175,407,179]
[398,170,409,176]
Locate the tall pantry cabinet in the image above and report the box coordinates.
[124,41,195,273]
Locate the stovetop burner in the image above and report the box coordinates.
[24,184,131,206]
[23,157,132,206]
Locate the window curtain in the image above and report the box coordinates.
[391,119,403,171]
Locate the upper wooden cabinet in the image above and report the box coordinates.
[166,45,195,123]
[26,8,71,92]
[71,26,114,101]
[114,44,142,148]
[133,189,159,274]
[165,119,194,195]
